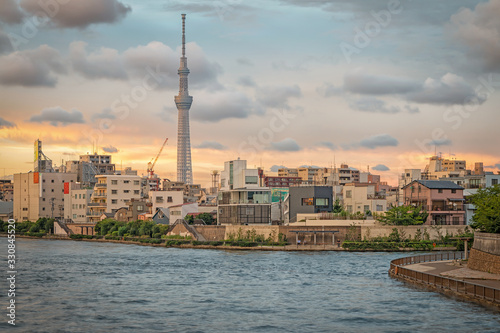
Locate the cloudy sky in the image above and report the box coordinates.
[0,0,499,187]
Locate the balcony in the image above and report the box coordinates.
[92,193,106,198]
[88,202,106,207]
[95,183,107,188]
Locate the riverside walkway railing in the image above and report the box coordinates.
[390,252,500,305]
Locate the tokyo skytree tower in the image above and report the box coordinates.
[174,14,193,184]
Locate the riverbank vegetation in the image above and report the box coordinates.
[469,184,500,233]
[0,218,54,237]
[343,226,474,251]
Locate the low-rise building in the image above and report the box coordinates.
[402,180,465,225]
[287,186,332,223]
[64,183,93,223]
[343,183,387,214]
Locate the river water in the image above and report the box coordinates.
[0,238,498,332]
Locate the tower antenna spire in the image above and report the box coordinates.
[182,13,186,58]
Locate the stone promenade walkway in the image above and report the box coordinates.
[405,260,500,290]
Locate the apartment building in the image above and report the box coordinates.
[342,183,387,214]
[64,183,93,223]
[13,172,77,221]
[88,175,142,222]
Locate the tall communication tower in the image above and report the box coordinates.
[175,14,194,184]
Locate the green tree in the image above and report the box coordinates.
[469,185,500,233]
[377,205,428,226]
[197,213,215,225]
[332,199,343,213]
[184,214,194,224]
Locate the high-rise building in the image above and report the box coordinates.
[175,14,193,184]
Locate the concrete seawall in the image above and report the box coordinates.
[468,232,500,274]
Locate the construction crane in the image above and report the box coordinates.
[147,138,168,190]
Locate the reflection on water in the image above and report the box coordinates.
[0,238,498,332]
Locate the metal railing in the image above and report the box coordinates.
[390,252,499,304]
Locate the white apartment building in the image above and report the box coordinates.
[149,190,184,215]
[88,175,142,222]
[220,158,260,190]
[343,183,387,214]
[13,172,77,221]
[64,183,93,223]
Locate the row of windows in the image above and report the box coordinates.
[74,194,86,199]
[110,190,140,195]
[72,204,86,209]
[110,180,140,185]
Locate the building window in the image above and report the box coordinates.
[346,205,352,213]
[245,176,258,185]
[51,179,54,183]
[246,207,254,215]
[42,207,45,211]
[75,194,77,199]
[376,205,383,211]
[124,190,130,193]
[364,205,369,212]
[134,190,140,195]
[315,198,329,206]
[302,198,314,206]
[346,190,352,198]
[134,180,140,185]
[83,194,85,199]
[451,189,457,194]
[111,190,117,194]
[438,189,443,193]
[42,198,45,202]
[111,199,117,204]
[124,180,130,184]
[167,196,173,203]
[492,179,498,186]
[51,189,54,192]
[111,180,118,185]
[79,194,81,199]
[22,207,28,211]
[137,205,144,211]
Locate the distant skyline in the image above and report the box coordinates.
[0,0,499,187]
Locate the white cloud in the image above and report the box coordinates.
[20,0,131,28]
[350,97,401,114]
[372,164,390,171]
[268,138,302,152]
[344,70,420,95]
[0,45,66,87]
[69,41,222,90]
[343,134,399,150]
[102,145,119,153]
[0,117,16,129]
[317,141,337,150]
[29,107,85,126]
[448,0,500,72]
[70,41,127,80]
[343,71,487,106]
[408,73,486,105]
[0,0,24,24]
[256,84,302,108]
[194,141,227,150]
[190,89,263,122]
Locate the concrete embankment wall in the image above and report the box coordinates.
[468,232,500,274]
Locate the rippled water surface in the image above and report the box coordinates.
[0,238,499,332]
